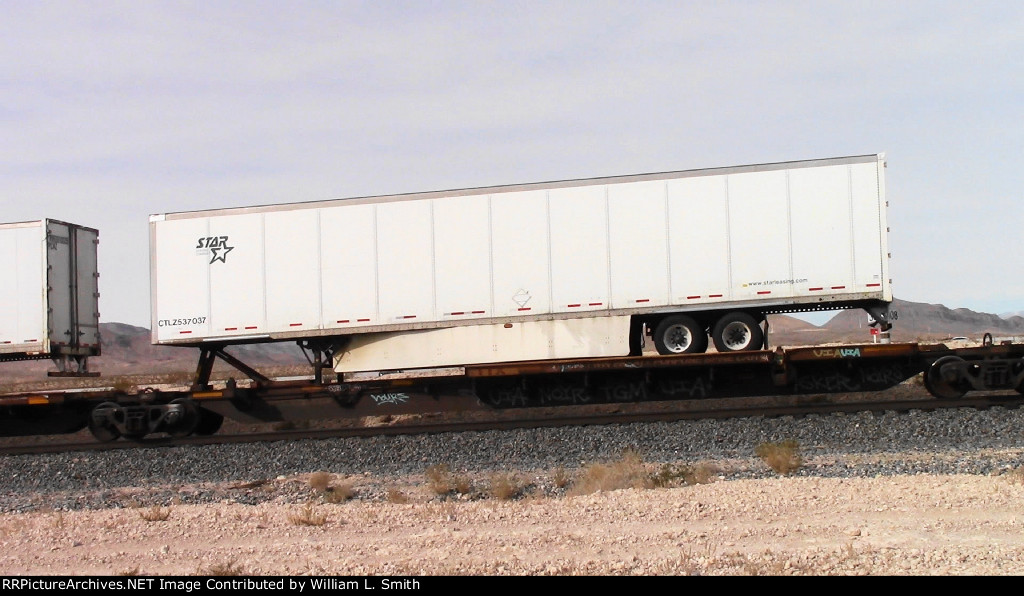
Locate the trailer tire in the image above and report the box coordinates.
[711,312,763,352]
[653,315,707,354]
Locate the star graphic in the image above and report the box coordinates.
[209,245,234,264]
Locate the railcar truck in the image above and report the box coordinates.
[149,153,892,376]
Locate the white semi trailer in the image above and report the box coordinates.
[0,219,101,374]
[149,153,892,374]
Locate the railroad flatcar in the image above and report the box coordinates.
[4,155,1023,442]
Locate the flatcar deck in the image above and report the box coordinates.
[2,341,1022,441]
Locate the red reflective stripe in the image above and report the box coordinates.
[831,286,845,290]
[866,283,881,287]
[289,323,302,327]
[518,308,531,311]
[709,294,723,298]
[687,295,700,300]
[471,310,485,314]
[357,318,370,322]
[635,299,650,303]
[450,311,465,315]
[245,326,257,330]
[401,315,416,319]
[225,327,237,331]
[809,287,824,291]
[568,304,581,308]
[757,291,771,295]
[337,320,349,323]
[179,331,192,334]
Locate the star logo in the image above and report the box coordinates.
[196,235,235,264]
[209,245,234,264]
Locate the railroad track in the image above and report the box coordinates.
[2,392,1020,457]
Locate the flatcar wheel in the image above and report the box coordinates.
[653,315,707,354]
[1012,359,1024,395]
[1007,360,1024,397]
[711,312,763,352]
[923,355,969,399]
[193,408,224,436]
[88,402,122,443]
[168,398,200,438]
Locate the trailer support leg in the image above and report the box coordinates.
[210,349,272,385]
[299,340,336,384]
[865,303,894,332]
[192,348,218,391]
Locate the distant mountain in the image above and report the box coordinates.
[768,298,1024,346]
[93,322,308,375]
[0,323,308,383]
[1001,311,1024,319]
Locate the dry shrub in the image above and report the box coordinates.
[111,378,137,394]
[488,473,522,500]
[453,474,473,495]
[648,544,718,575]
[306,471,354,503]
[138,506,171,522]
[233,510,270,525]
[569,449,654,496]
[199,560,245,576]
[426,464,453,495]
[162,371,194,385]
[324,482,355,503]
[0,518,27,538]
[386,488,411,504]
[552,467,571,489]
[652,461,719,488]
[687,462,719,485]
[308,471,332,491]
[755,439,803,475]
[288,503,328,527]
[1006,466,1024,485]
[425,464,473,496]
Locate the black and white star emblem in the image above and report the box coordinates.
[209,244,234,264]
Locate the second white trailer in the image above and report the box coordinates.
[0,219,101,374]
[150,153,892,372]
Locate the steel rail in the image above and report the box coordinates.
[1,392,1019,457]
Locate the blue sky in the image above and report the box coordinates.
[2,1,1022,327]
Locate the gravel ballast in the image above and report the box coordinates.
[2,404,1023,512]
[3,402,1024,575]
